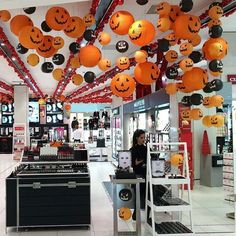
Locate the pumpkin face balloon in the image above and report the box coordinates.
[188,34,201,46]
[168,5,182,24]
[98,58,111,71]
[202,115,212,127]
[83,13,95,27]
[165,83,177,95]
[0,10,11,22]
[109,11,134,35]
[98,32,111,46]
[170,154,183,166]
[19,26,44,49]
[191,108,203,120]
[179,42,193,56]
[211,95,224,107]
[134,50,148,63]
[179,58,193,72]
[64,16,86,38]
[10,15,33,36]
[156,2,171,15]
[129,20,155,46]
[208,19,222,28]
[211,115,224,127]
[118,207,132,221]
[181,109,191,120]
[209,5,223,20]
[52,68,65,81]
[134,62,160,85]
[46,7,70,31]
[36,35,57,58]
[27,53,40,66]
[165,50,178,63]
[72,74,83,86]
[203,96,213,108]
[157,17,171,32]
[53,36,64,49]
[117,57,130,70]
[79,45,101,67]
[110,73,135,98]
[165,33,177,46]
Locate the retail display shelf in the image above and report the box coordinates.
[21,160,89,164]
[152,177,189,185]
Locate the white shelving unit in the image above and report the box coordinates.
[145,142,194,236]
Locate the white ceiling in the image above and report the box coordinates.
[0,0,235,99]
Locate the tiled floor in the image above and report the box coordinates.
[0,154,235,235]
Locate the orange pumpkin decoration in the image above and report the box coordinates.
[211,95,224,107]
[208,19,222,28]
[170,154,183,166]
[117,57,130,70]
[64,104,71,111]
[209,6,223,20]
[177,82,193,93]
[174,14,201,40]
[165,83,177,95]
[165,33,177,46]
[191,108,203,120]
[83,13,96,27]
[157,17,171,32]
[36,35,57,58]
[10,15,33,36]
[70,57,81,68]
[202,115,212,127]
[165,50,178,63]
[134,62,160,85]
[188,34,201,47]
[98,32,111,46]
[46,7,70,31]
[19,26,44,49]
[110,73,135,98]
[129,20,155,46]
[27,53,40,66]
[109,11,134,35]
[53,36,65,50]
[98,58,111,71]
[119,207,132,221]
[156,2,171,15]
[52,68,65,81]
[0,10,11,22]
[64,16,86,38]
[179,58,193,72]
[211,115,224,127]
[168,5,182,25]
[79,45,101,67]
[203,97,213,108]
[181,109,191,120]
[72,74,83,86]
[182,67,208,91]
[179,42,193,56]
[134,50,148,63]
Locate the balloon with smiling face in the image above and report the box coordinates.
[181,109,191,120]
[52,54,65,65]
[134,62,160,85]
[208,5,223,20]
[119,207,132,221]
[116,40,129,53]
[165,50,178,63]
[179,42,193,56]
[110,74,135,98]
[202,115,212,127]
[116,57,130,70]
[10,15,33,36]
[156,2,171,15]
[98,32,111,46]
[53,36,64,50]
[134,50,148,63]
[191,108,203,120]
[211,115,224,127]
[98,58,111,71]
[211,95,224,107]
[165,32,177,46]
[109,11,134,35]
[166,67,178,79]
[171,154,184,166]
[64,16,86,38]
[179,58,193,72]
[203,96,213,108]
[46,7,70,31]
[83,13,95,27]
[72,74,83,86]
[157,17,171,32]
[36,35,57,58]
[119,188,132,201]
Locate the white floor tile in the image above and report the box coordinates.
[19,230,58,236]
[57,229,95,236]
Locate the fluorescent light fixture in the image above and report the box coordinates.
[12,57,16,61]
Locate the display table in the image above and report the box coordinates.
[110,175,145,236]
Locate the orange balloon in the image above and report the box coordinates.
[134,62,160,85]
[36,35,57,58]
[170,154,183,166]
[211,115,224,127]
[53,36,65,49]
[64,104,71,111]
[179,42,193,56]
[202,115,212,127]
[208,19,222,28]
[157,17,171,32]
[19,26,44,49]
[165,83,177,95]
[209,6,223,20]
[72,74,83,86]
[134,50,148,63]
[165,33,177,46]
[52,68,65,81]
[177,82,194,93]
[203,97,213,108]
[70,56,81,68]
[188,34,201,46]
[191,108,203,120]
[83,13,96,27]
[165,50,178,63]
[79,45,101,67]
[179,58,193,72]
[211,95,224,107]
[98,32,111,46]
[129,20,156,46]
[156,2,171,15]
[117,57,130,70]
[181,109,192,120]
[209,70,222,77]
[98,58,111,71]
[0,10,11,22]
[10,15,33,36]
[64,16,86,38]
[27,53,40,66]
[109,11,134,35]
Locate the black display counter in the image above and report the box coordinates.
[0,137,12,154]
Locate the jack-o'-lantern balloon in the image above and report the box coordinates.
[208,19,222,28]
[170,154,183,166]
[179,42,193,56]
[27,53,40,66]
[174,14,201,40]
[188,34,201,46]
[70,56,81,68]
[156,2,171,15]
[79,45,101,67]
[36,35,57,58]
[134,50,148,63]
[129,20,155,46]
[19,26,44,49]
[165,83,177,95]
[157,17,171,32]
[98,32,111,46]
[110,73,135,98]
[182,67,208,91]
[53,36,64,50]
[52,68,65,81]
[177,82,193,93]
[181,109,191,120]
[109,11,134,35]
[46,7,70,31]
[0,10,11,22]
[72,74,83,86]
[168,5,182,25]
[98,58,111,71]
[117,57,130,70]
[165,33,177,46]
[165,50,178,63]
[64,16,86,38]
[118,207,132,221]
[203,96,213,108]
[211,115,224,127]
[209,5,223,20]
[191,108,203,120]
[211,95,224,107]
[83,13,96,27]
[134,62,160,85]
[179,58,193,72]
[10,15,33,36]
[202,116,212,127]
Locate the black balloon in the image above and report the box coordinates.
[209,79,223,91]
[16,43,28,54]
[190,93,203,105]
[83,29,95,41]
[158,38,170,52]
[23,7,36,14]
[179,0,193,12]
[140,45,153,55]
[136,0,148,5]
[41,62,54,73]
[52,54,65,65]
[209,2,221,9]
[203,83,213,93]
[69,42,80,54]
[84,71,95,83]
[189,51,202,63]
[209,25,223,38]
[119,188,132,201]
[209,59,223,72]
[41,21,51,32]
[181,96,192,107]
[166,67,178,80]
[116,40,129,53]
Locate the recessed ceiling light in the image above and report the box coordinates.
[1,43,5,46]
[12,57,16,61]
[68,68,72,71]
